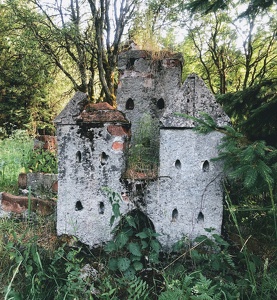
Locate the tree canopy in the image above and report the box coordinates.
[0,0,276,137]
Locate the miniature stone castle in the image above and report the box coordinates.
[54,50,229,249]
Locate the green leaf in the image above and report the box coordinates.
[110,215,115,227]
[149,251,160,264]
[115,232,129,249]
[117,257,131,272]
[128,242,142,257]
[136,231,148,239]
[108,258,118,271]
[126,215,137,229]
[123,266,136,278]
[141,240,148,249]
[150,240,160,253]
[132,261,143,271]
[130,254,141,261]
[112,203,120,218]
[104,241,116,253]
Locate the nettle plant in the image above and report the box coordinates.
[102,187,161,278]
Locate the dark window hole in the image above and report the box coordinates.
[135,184,145,196]
[76,151,81,163]
[101,152,109,165]
[175,159,181,169]
[75,201,83,211]
[99,202,105,214]
[157,98,165,109]
[197,211,204,222]
[126,98,134,110]
[202,160,209,172]
[172,208,178,222]
[127,57,136,68]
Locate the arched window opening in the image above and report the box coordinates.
[116,210,155,233]
[197,211,204,222]
[172,208,178,222]
[157,98,165,109]
[99,202,105,214]
[75,201,83,211]
[202,160,209,172]
[126,98,134,110]
[76,151,81,163]
[101,152,109,165]
[175,159,181,169]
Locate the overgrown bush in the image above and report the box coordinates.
[27,148,58,174]
[103,187,161,278]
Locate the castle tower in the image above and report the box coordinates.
[145,74,230,248]
[55,93,132,246]
[117,50,183,133]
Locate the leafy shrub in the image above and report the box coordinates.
[27,148,58,174]
[102,188,161,278]
[3,233,93,299]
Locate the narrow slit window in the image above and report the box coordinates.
[76,151,81,163]
[175,159,181,169]
[197,211,204,222]
[126,98,134,110]
[101,152,109,165]
[172,208,178,222]
[99,202,105,214]
[202,160,209,172]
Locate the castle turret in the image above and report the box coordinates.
[55,93,132,246]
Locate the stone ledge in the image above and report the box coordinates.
[0,192,56,216]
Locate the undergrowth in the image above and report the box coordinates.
[0,130,33,193]
[0,204,276,299]
[0,124,276,299]
[0,129,57,193]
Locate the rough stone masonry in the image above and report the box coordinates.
[54,49,230,250]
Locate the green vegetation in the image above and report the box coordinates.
[0,130,33,193]
[0,130,58,193]
[126,114,159,178]
[0,147,276,298]
[27,148,58,174]
[0,187,276,299]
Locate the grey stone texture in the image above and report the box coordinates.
[55,50,230,249]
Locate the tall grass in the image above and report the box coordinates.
[0,130,33,193]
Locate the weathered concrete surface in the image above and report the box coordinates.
[160,74,230,128]
[117,51,183,135]
[55,49,230,249]
[144,130,224,248]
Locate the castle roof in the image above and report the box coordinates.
[77,102,129,124]
[160,74,230,128]
[54,92,129,125]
